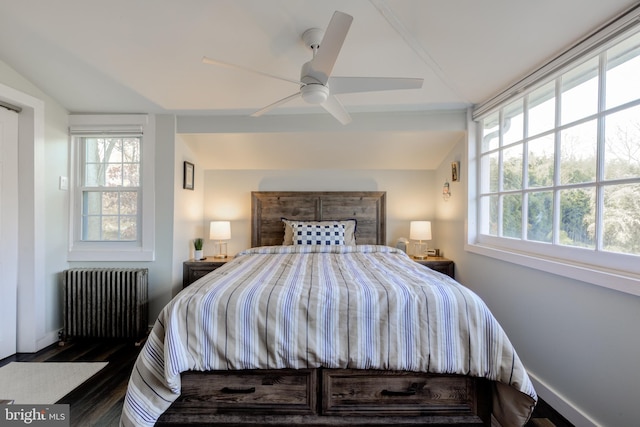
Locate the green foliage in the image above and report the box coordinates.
[560,189,593,247]
[528,191,553,242]
[603,184,640,254]
[193,238,204,250]
[496,117,640,255]
[502,194,522,238]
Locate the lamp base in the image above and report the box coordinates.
[413,241,428,260]
[214,241,228,259]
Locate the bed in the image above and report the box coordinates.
[120,191,537,426]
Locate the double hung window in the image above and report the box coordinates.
[80,136,141,241]
[68,115,155,261]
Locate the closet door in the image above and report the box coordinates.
[0,106,19,360]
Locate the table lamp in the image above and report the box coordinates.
[410,221,432,260]
[209,221,231,258]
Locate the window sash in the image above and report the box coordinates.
[76,135,142,243]
[80,188,140,242]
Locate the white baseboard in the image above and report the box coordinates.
[528,371,599,427]
[36,329,61,352]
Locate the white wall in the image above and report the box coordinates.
[172,133,206,294]
[148,115,179,318]
[0,60,69,350]
[435,137,640,427]
[202,169,436,256]
[42,97,69,341]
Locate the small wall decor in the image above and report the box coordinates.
[442,181,451,201]
[451,161,460,182]
[183,161,194,190]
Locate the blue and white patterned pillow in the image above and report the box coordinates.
[282,219,357,245]
[292,223,346,245]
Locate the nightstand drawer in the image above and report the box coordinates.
[187,267,215,283]
[183,256,233,288]
[412,257,454,279]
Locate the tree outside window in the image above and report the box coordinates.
[478,30,640,257]
[81,137,141,242]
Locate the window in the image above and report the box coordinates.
[471,22,640,293]
[81,136,140,241]
[68,115,155,261]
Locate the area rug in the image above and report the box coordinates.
[0,362,108,404]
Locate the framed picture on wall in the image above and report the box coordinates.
[451,161,460,182]
[183,161,194,190]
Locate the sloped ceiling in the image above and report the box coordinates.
[0,0,636,167]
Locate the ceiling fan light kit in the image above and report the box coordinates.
[203,11,424,124]
[301,84,329,104]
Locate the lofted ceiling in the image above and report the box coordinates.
[0,1,637,168]
[1,0,636,117]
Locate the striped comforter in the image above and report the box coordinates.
[120,245,537,426]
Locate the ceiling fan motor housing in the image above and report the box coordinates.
[301,84,329,104]
[302,28,324,50]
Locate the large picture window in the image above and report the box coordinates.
[472,26,640,291]
[68,115,155,261]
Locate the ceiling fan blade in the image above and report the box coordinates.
[202,56,301,86]
[321,95,352,125]
[308,11,353,84]
[329,76,424,94]
[250,92,302,117]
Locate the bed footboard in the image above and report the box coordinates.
[156,369,492,426]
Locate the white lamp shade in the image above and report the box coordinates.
[410,221,432,241]
[209,221,231,240]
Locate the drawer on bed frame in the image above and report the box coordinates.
[178,369,317,415]
[322,369,490,419]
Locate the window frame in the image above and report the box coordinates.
[467,13,640,297]
[68,114,155,261]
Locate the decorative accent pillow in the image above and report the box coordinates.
[282,219,357,245]
[292,222,346,246]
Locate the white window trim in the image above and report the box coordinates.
[467,6,640,297]
[466,106,640,298]
[68,114,155,261]
[465,241,640,297]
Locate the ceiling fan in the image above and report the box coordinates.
[202,11,423,125]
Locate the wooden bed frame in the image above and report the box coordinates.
[250,191,387,247]
[157,191,492,426]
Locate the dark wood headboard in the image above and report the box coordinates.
[251,191,386,247]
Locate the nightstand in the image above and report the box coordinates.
[183,256,234,288]
[411,256,455,279]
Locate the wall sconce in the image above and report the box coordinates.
[442,182,451,201]
[209,221,231,258]
[410,221,432,260]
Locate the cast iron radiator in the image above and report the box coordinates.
[62,268,149,340]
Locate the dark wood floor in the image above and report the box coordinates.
[1,339,574,427]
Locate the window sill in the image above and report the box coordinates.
[465,242,640,297]
[67,247,155,262]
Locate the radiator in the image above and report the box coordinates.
[63,268,149,340]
